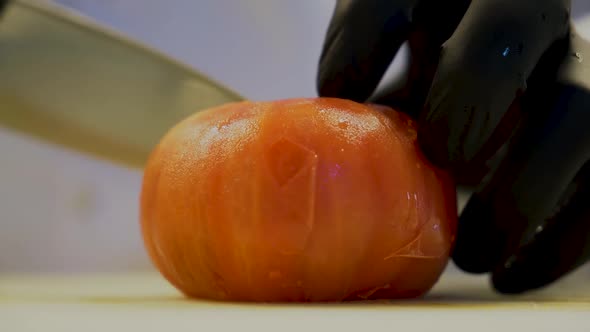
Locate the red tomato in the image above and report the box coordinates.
[140,98,457,302]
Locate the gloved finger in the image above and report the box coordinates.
[368,31,443,120]
[368,0,472,118]
[491,162,590,294]
[418,0,571,174]
[317,0,418,102]
[490,33,590,294]
[452,33,590,275]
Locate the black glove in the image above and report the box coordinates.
[317,0,590,294]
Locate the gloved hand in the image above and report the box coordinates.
[317,0,590,294]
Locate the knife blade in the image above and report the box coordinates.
[0,0,244,169]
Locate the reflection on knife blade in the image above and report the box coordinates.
[0,0,243,168]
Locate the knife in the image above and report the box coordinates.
[0,0,244,169]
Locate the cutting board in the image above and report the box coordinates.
[1,267,589,332]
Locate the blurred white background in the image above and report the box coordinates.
[1,0,590,274]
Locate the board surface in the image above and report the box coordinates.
[1,267,589,331]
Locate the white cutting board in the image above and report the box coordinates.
[1,267,589,332]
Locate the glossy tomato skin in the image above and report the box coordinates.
[140,98,457,302]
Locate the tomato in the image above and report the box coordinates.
[140,98,457,302]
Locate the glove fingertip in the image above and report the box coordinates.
[451,194,502,274]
